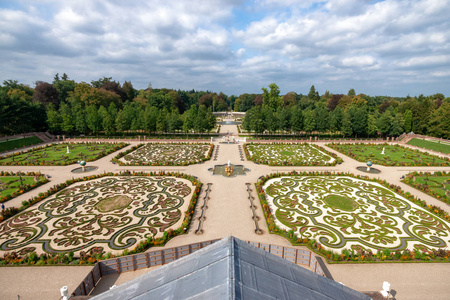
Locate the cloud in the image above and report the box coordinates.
[0,0,449,97]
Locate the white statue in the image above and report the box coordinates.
[381,147,385,155]
[228,160,231,166]
[66,146,70,154]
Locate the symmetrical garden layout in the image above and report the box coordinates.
[245,143,339,166]
[0,176,195,255]
[262,175,450,252]
[327,143,450,166]
[0,142,128,166]
[117,143,213,166]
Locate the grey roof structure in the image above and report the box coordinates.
[92,236,371,300]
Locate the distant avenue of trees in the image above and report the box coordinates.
[241,84,450,139]
[0,76,449,139]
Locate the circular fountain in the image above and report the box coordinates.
[71,160,98,173]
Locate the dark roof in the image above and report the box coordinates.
[92,236,371,300]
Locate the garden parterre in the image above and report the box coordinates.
[116,143,213,166]
[0,175,197,256]
[402,171,450,205]
[244,143,340,166]
[327,142,450,166]
[261,175,450,253]
[0,142,128,166]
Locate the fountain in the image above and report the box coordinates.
[71,160,98,173]
[225,160,233,176]
[209,161,250,178]
[356,160,381,174]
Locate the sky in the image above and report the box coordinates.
[0,0,449,97]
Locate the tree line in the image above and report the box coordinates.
[0,75,220,136]
[241,84,450,139]
[0,76,448,139]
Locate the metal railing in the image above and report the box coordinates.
[72,239,328,297]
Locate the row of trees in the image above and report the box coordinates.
[1,75,222,136]
[0,76,449,138]
[241,84,449,138]
[46,102,216,135]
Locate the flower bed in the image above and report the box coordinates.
[112,142,214,166]
[0,172,49,203]
[0,171,201,266]
[402,171,450,205]
[256,171,450,262]
[244,142,342,166]
[0,142,128,166]
[326,142,450,166]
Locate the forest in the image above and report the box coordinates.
[0,75,449,139]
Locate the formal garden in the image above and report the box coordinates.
[0,172,48,203]
[112,143,214,166]
[0,172,201,265]
[402,171,450,205]
[244,143,342,166]
[257,172,450,262]
[0,142,128,166]
[327,143,450,166]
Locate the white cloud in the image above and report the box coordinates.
[0,0,450,96]
[341,56,376,67]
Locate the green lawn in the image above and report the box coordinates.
[327,143,450,166]
[403,172,450,203]
[0,174,49,202]
[407,138,450,154]
[0,136,43,152]
[0,142,128,166]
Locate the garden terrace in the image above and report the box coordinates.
[244,143,341,166]
[257,173,450,258]
[327,143,450,166]
[0,142,128,166]
[114,143,214,166]
[0,173,201,257]
[402,171,450,205]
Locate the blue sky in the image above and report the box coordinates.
[1,0,449,97]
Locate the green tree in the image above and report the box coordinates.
[262,83,282,111]
[428,102,450,138]
[85,105,102,134]
[367,114,378,137]
[377,110,393,137]
[303,109,316,133]
[403,109,413,133]
[307,85,320,102]
[144,106,159,133]
[98,105,115,135]
[46,104,61,133]
[390,113,404,136]
[59,102,74,133]
[315,105,329,133]
[290,106,303,132]
[341,112,353,137]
